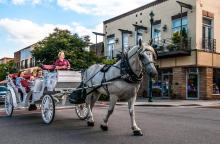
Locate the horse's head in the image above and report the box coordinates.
[138,43,158,77]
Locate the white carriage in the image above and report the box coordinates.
[5,70,89,124]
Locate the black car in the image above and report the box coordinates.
[0,86,7,103]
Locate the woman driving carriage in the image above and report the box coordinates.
[54,51,71,70]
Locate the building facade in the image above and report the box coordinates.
[90,42,105,58]
[14,44,36,71]
[103,0,220,99]
[0,57,13,64]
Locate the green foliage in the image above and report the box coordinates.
[101,59,117,65]
[172,32,181,44]
[0,60,17,81]
[32,28,100,70]
[171,28,188,50]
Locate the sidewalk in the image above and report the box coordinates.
[115,98,220,108]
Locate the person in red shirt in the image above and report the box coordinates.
[54,51,71,70]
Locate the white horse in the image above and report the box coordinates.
[83,43,158,136]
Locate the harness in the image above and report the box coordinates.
[82,48,155,97]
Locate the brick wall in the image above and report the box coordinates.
[199,67,213,99]
[172,67,186,99]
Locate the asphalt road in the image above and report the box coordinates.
[0,105,220,144]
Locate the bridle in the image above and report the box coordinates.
[128,46,156,68]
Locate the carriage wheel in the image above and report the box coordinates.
[75,103,89,120]
[41,95,55,124]
[5,91,14,117]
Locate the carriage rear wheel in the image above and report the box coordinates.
[5,91,14,117]
[41,95,55,124]
[75,103,89,120]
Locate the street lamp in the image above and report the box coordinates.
[149,11,155,45]
[148,11,154,102]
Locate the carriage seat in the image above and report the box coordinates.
[41,65,55,71]
[55,70,81,89]
[32,78,44,93]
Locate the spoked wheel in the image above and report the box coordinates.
[75,103,89,120]
[5,91,14,117]
[41,95,55,124]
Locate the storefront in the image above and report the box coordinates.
[187,68,199,99]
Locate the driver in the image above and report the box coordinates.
[54,51,71,70]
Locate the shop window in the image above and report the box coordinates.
[213,69,220,94]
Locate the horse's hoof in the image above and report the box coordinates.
[133,130,143,136]
[100,124,108,131]
[87,121,95,127]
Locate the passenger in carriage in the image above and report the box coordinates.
[29,69,43,111]
[54,51,71,70]
[15,71,28,103]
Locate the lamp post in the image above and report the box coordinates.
[148,11,154,102]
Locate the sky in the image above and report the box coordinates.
[0,0,154,58]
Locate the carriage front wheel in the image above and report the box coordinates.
[75,103,89,120]
[41,95,55,124]
[5,91,14,117]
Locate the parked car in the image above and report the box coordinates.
[0,86,7,104]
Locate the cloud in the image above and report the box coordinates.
[12,0,26,5]
[57,0,154,16]
[0,18,103,49]
[0,18,72,47]
[72,22,103,43]
[11,0,48,5]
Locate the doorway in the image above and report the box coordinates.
[162,73,173,98]
[187,68,199,99]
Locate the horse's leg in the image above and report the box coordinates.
[128,95,143,136]
[100,95,118,131]
[85,93,99,127]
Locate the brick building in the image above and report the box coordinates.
[14,44,36,71]
[0,57,13,64]
[103,0,220,99]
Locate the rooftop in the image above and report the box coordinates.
[103,0,168,24]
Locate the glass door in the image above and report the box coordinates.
[187,69,199,99]
[162,73,173,98]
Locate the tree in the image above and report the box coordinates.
[0,60,17,81]
[32,28,101,69]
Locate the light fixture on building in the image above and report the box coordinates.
[162,25,168,32]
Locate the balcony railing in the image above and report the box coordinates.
[152,37,191,58]
[202,38,216,52]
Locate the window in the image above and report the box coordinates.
[136,29,143,45]
[107,36,115,59]
[202,17,214,51]
[21,60,24,69]
[172,17,188,33]
[122,33,129,52]
[152,24,161,45]
[25,59,28,68]
[202,17,213,39]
